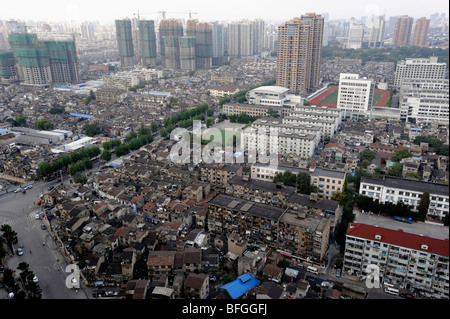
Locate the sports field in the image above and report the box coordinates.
[307,86,390,107]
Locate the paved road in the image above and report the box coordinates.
[0,180,88,299]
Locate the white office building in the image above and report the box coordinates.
[347,19,364,49]
[337,73,375,119]
[359,177,449,221]
[399,78,449,125]
[394,57,447,89]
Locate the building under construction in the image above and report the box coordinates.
[0,51,17,79]
[137,20,157,66]
[185,19,212,69]
[178,36,196,71]
[115,19,135,68]
[5,33,79,86]
[158,19,183,68]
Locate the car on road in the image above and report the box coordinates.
[41,224,47,230]
[33,276,39,283]
[17,248,24,256]
[35,212,41,219]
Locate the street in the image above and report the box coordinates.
[0,179,88,299]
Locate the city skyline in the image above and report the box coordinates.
[0,0,449,24]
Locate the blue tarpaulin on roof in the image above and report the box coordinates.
[219,273,260,299]
[69,113,93,118]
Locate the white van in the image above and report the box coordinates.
[307,266,319,274]
[385,287,399,295]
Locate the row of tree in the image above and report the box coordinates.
[160,104,213,137]
[104,128,154,159]
[37,145,101,177]
[322,46,449,66]
[354,193,430,221]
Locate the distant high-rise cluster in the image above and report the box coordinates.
[276,13,324,96]
[225,19,265,58]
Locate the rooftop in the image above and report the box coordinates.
[347,222,449,257]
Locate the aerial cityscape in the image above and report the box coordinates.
[0,0,448,305]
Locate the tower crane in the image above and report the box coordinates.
[132,10,198,20]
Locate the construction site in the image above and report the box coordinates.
[1,33,79,86]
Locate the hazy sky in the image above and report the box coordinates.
[1,0,449,24]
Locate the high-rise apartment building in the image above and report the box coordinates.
[276,13,324,96]
[337,73,375,119]
[186,19,213,69]
[393,15,414,46]
[115,19,135,67]
[80,22,95,39]
[158,19,183,68]
[211,22,224,65]
[368,16,386,48]
[412,17,430,47]
[226,19,265,58]
[347,18,364,49]
[137,20,157,66]
[393,56,447,88]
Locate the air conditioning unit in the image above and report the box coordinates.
[421,244,428,250]
[375,234,382,240]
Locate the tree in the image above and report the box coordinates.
[388,162,403,177]
[150,122,158,133]
[296,172,313,195]
[206,118,214,128]
[101,149,112,162]
[38,162,53,177]
[218,96,231,106]
[331,190,348,203]
[34,119,52,130]
[359,149,376,162]
[84,90,96,105]
[49,107,64,114]
[84,123,101,137]
[391,148,412,162]
[406,172,421,180]
[16,114,27,126]
[266,108,279,118]
[418,191,430,220]
[0,224,18,253]
[126,131,138,142]
[115,144,130,157]
[221,272,236,285]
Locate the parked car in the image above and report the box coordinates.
[41,224,47,230]
[336,268,342,277]
[17,248,24,256]
[14,188,22,193]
